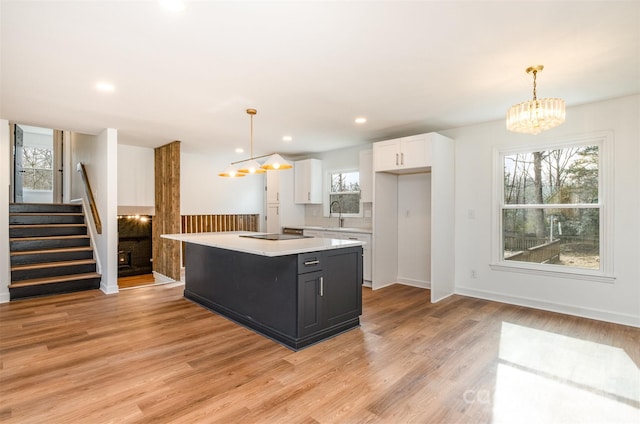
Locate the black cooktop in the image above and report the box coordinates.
[239,234,311,241]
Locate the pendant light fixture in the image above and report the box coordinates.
[506,65,565,135]
[261,153,293,170]
[218,164,245,178]
[220,108,292,177]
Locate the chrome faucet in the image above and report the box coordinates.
[330,200,344,228]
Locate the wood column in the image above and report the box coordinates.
[153,140,181,281]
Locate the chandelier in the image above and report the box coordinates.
[219,108,292,178]
[506,65,565,135]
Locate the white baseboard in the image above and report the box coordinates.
[153,271,178,284]
[0,291,9,303]
[456,286,640,328]
[396,277,430,289]
[100,282,119,295]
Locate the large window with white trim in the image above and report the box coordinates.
[493,133,613,280]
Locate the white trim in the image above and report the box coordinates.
[456,286,639,328]
[0,119,10,303]
[71,197,102,275]
[153,271,176,283]
[491,131,614,280]
[489,263,615,283]
[323,167,363,218]
[396,277,431,289]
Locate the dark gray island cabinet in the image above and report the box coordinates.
[164,233,363,350]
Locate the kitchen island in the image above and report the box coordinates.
[162,232,363,350]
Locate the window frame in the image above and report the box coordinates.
[323,168,362,218]
[490,132,615,283]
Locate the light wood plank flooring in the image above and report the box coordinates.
[1,284,638,423]
[118,273,157,289]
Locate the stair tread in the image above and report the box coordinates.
[11,259,97,271]
[10,223,87,228]
[9,272,101,288]
[11,246,93,256]
[10,235,89,241]
[10,212,84,216]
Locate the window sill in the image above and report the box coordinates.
[489,263,616,284]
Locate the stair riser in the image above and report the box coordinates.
[9,278,101,300]
[10,226,88,238]
[11,250,94,266]
[10,215,85,225]
[12,263,97,282]
[9,204,83,214]
[10,238,91,251]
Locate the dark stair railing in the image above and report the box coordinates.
[8,203,101,300]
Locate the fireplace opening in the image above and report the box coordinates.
[117,215,152,277]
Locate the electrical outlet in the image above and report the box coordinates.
[470,269,477,279]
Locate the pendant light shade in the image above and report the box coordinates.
[506,65,565,135]
[218,164,246,178]
[237,159,266,174]
[261,153,293,170]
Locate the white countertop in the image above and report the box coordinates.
[161,231,364,257]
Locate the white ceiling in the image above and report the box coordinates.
[1,1,638,157]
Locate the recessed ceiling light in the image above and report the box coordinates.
[96,82,115,92]
[355,117,367,124]
[158,0,186,12]
[235,148,244,154]
[282,136,293,142]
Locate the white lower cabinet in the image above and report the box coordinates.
[303,229,372,283]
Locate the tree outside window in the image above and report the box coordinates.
[22,146,53,190]
[329,171,361,215]
[502,144,600,270]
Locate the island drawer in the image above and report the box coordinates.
[298,252,322,273]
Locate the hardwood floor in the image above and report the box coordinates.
[118,273,157,289]
[1,284,638,423]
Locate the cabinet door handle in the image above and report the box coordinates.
[277,192,279,202]
[395,153,399,166]
[348,237,358,240]
[401,152,404,165]
[304,260,320,266]
[319,277,324,297]
[276,206,279,215]
[308,192,310,201]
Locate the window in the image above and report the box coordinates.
[325,170,361,217]
[22,146,53,190]
[492,133,613,281]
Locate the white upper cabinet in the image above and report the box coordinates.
[359,149,373,203]
[373,134,431,173]
[294,159,323,204]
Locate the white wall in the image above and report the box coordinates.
[118,144,154,209]
[397,173,431,287]
[71,129,119,294]
[0,120,10,302]
[444,95,640,326]
[180,152,264,215]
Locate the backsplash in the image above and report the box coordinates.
[304,203,372,229]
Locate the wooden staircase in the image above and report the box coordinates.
[9,203,101,300]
